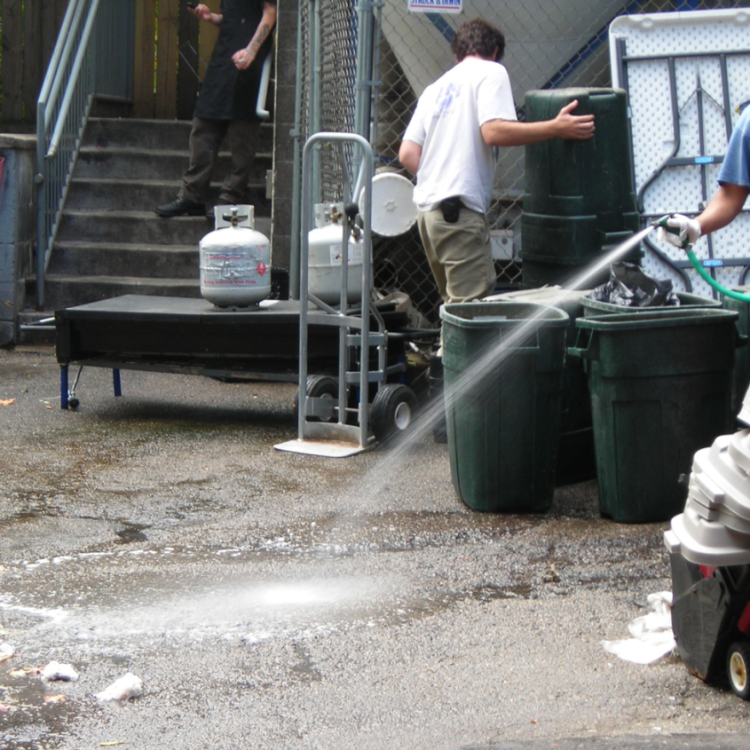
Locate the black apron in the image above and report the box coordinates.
[194,0,274,121]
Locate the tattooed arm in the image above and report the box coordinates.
[232,1,277,71]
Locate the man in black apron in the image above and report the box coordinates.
[156,0,276,219]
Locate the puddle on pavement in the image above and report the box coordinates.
[0,517,543,655]
[0,569,405,654]
[0,506,667,691]
[0,665,80,750]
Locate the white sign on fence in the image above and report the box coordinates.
[408,0,462,14]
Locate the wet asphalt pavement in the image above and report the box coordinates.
[1,344,748,750]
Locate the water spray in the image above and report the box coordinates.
[653,215,750,303]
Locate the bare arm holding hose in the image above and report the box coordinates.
[661,104,750,249]
[660,184,749,249]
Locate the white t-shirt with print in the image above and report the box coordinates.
[403,57,517,214]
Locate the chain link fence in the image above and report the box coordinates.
[296,0,750,323]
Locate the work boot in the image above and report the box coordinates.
[155,196,205,218]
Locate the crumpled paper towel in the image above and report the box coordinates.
[0,642,14,663]
[602,591,677,665]
[42,661,79,682]
[95,672,142,702]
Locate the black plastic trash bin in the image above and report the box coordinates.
[521,88,640,288]
[582,291,722,317]
[722,286,750,417]
[441,301,569,513]
[572,308,739,522]
[488,288,596,486]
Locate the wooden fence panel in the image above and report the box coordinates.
[155,0,179,119]
[176,3,200,120]
[23,0,65,123]
[0,0,211,125]
[2,0,24,123]
[133,0,157,118]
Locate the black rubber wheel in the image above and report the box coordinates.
[370,384,418,443]
[727,641,750,700]
[294,375,338,422]
[68,397,80,410]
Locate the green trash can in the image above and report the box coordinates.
[521,87,640,289]
[488,287,596,486]
[722,286,750,417]
[582,291,721,317]
[441,301,569,513]
[572,308,739,523]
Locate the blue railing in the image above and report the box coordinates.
[36,0,134,309]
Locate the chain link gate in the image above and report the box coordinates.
[293,0,750,323]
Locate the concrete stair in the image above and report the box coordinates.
[20,117,273,341]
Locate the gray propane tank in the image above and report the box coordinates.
[308,203,365,304]
[199,205,271,308]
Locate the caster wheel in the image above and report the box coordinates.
[68,397,80,410]
[727,641,750,700]
[371,384,418,443]
[294,375,338,422]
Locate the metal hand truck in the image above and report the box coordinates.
[275,132,418,458]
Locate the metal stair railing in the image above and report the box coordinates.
[35,0,134,309]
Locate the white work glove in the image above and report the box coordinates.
[657,213,702,250]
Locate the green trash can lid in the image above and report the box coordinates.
[582,291,721,314]
[576,307,739,332]
[441,301,570,329]
[486,287,592,305]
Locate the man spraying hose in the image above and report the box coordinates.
[659,104,750,251]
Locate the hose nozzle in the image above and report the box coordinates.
[653,213,698,251]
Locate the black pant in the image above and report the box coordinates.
[180,117,261,204]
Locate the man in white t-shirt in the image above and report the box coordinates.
[399,19,595,318]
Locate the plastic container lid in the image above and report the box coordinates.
[582,291,721,317]
[690,433,750,521]
[440,301,570,329]
[666,506,750,566]
[485,287,591,306]
[365,172,418,237]
[575,307,739,333]
[686,484,750,537]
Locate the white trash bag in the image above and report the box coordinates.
[602,591,677,665]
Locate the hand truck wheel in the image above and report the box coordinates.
[371,384,418,443]
[294,375,339,422]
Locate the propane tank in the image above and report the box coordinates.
[199,206,271,308]
[308,203,365,304]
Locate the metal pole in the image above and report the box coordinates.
[370,0,383,161]
[310,0,321,204]
[298,136,316,439]
[289,0,307,299]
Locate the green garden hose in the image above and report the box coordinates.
[685,249,750,302]
[653,215,750,302]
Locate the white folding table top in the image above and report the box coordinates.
[610,9,750,297]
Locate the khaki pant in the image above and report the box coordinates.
[180,117,261,204]
[417,206,496,306]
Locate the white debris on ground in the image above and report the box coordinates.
[95,672,143,702]
[602,591,677,665]
[0,641,14,663]
[41,661,79,682]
